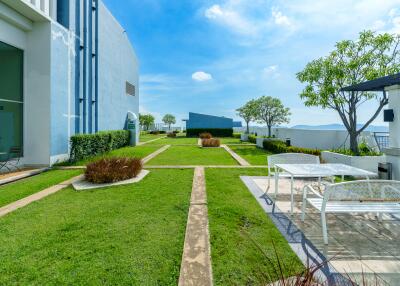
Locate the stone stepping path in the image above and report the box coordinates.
[0,175,83,218]
[221,144,251,166]
[179,167,213,286]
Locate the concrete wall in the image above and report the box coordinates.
[187,112,233,129]
[97,1,139,141]
[234,126,379,151]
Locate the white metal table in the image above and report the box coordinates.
[274,163,377,215]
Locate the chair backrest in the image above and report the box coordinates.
[268,153,320,167]
[324,180,400,203]
[9,147,22,159]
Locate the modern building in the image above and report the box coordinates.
[183,112,242,129]
[0,0,139,166]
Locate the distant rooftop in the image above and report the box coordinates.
[341,73,400,92]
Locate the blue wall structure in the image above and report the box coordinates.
[48,0,139,161]
[186,112,234,129]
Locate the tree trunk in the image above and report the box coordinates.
[246,121,250,134]
[349,131,359,155]
[268,125,272,137]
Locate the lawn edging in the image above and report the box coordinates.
[221,145,251,166]
[142,145,171,164]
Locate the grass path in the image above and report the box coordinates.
[0,169,82,208]
[0,169,193,285]
[206,168,303,285]
[146,146,239,166]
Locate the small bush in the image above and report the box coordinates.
[199,132,212,139]
[70,130,129,162]
[173,130,180,134]
[186,128,233,137]
[248,135,257,143]
[233,133,241,138]
[263,140,321,156]
[149,130,159,135]
[85,157,143,184]
[167,132,176,138]
[202,138,221,147]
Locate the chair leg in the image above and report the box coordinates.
[321,212,328,245]
[301,186,307,222]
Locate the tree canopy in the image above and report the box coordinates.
[255,96,291,136]
[162,114,176,130]
[139,114,155,131]
[297,30,400,153]
[236,99,258,134]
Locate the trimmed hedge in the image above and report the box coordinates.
[263,140,321,156]
[233,133,241,138]
[248,135,257,143]
[70,130,130,161]
[186,128,233,137]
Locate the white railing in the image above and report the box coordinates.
[23,0,51,17]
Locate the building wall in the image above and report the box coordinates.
[187,112,233,129]
[97,1,139,140]
[49,22,76,163]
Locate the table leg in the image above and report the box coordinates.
[290,175,294,215]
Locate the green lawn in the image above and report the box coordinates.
[0,169,193,285]
[146,136,198,145]
[139,134,166,142]
[218,137,253,145]
[146,146,238,165]
[0,169,82,208]
[58,145,160,166]
[228,145,272,165]
[206,168,304,285]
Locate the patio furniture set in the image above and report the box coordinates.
[0,147,22,172]
[267,153,400,244]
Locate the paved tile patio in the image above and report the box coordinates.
[242,176,400,285]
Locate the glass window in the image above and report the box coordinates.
[0,41,23,161]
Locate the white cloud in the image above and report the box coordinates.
[192,71,213,82]
[271,8,292,27]
[204,4,258,36]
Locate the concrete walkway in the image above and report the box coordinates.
[142,145,171,164]
[0,174,83,218]
[221,144,250,166]
[197,139,202,146]
[146,165,267,169]
[179,167,213,286]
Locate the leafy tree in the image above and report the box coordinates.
[297,30,400,154]
[139,114,155,131]
[236,99,258,134]
[255,96,291,137]
[162,114,176,130]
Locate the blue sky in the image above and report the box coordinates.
[103,0,400,127]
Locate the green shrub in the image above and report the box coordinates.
[248,135,257,143]
[263,140,321,156]
[186,128,233,137]
[70,130,130,162]
[233,133,241,138]
[167,132,176,138]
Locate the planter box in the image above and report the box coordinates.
[321,151,386,174]
[240,133,249,141]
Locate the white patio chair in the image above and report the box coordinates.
[301,180,400,244]
[267,153,321,193]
